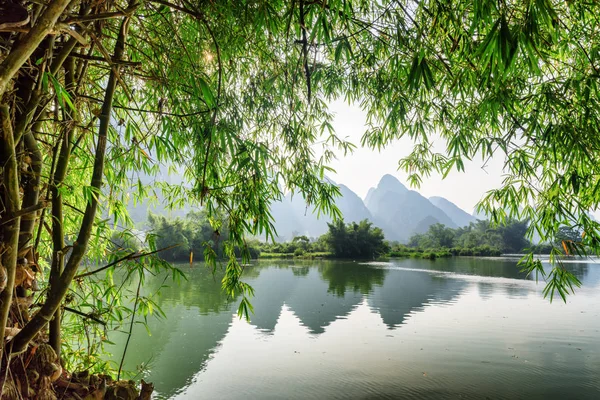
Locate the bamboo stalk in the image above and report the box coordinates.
[0,0,72,98]
[9,1,139,355]
[0,105,21,353]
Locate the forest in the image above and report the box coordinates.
[1,0,599,398]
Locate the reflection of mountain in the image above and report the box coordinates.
[106,259,600,400]
[287,269,362,334]
[248,262,385,334]
[367,268,466,328]
[246,267,300,332]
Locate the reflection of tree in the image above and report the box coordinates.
[292,266,310,277]
[108,265,241,399]
[504,284,529,299]
[476,281,496,300]
[318,261,386,296]
[145,266,237,314]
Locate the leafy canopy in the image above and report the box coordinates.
[1,0,599,369]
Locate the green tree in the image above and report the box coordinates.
[408,219,531,254]
[555,227,583,246]
[425,223,456,248]
[324,220,389,259]
[292,235,311,250]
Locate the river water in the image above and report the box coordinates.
[109,257,600,399]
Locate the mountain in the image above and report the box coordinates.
[337,184,372,223]
[365,174,408,210]
[364,187,375,206]
[365,175,457,242]
[270,184,374,241]
[429,196,476,227]
[270,175,467,243]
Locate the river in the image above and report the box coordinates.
[109,257,600,399]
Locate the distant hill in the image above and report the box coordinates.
[338,184,373,223]
[365,175,458,242]
[270,184,374,241]
[267,174,481,242]
[429,196,476,227]
[129,169,479,243]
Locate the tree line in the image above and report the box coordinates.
[150,213,574,261]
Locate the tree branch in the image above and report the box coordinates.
[74,244,181,279]
[63,307,106,326]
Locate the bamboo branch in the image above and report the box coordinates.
[49,56,77,356]
[74,244,181,279]
[63,307,106,326]
[64,6,139,24]
[117,278,141,380]
[1,202,49,226]
[70,53,142,66]
[0,0,72,98]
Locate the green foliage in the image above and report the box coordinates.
[256,219,389,259]
[408,220,530,254]
[323,219,390,259]
[3,0,599,368]
[147,211,261,262]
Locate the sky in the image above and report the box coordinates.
[324,99,508,214]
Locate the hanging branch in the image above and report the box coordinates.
[117,278,142,381]
[299,0,311,103]
[199,15,223,202]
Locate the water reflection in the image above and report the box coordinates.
[108,258,600,399]
[368,269,465,328]
[249,262,386,334]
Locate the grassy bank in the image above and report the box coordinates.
[259,251,333,259]
[257,246,503,261]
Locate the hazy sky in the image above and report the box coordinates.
[324,99,508,214]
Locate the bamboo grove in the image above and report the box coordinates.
[0,0,599,386]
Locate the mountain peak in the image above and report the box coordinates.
[377,174,408,194]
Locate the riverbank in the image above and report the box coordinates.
[256,246,503,261]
